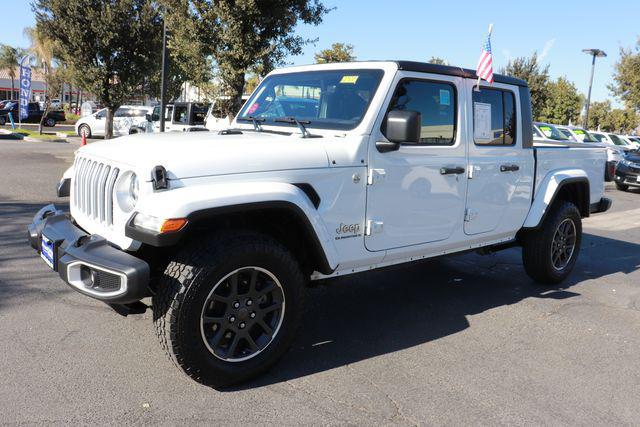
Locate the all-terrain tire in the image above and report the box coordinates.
[152,231,305,388]
[522,201,582,284]
[615,182,629,191]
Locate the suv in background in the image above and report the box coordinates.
[146,102,210,133]
[75,105,153,138]
[614,151,640,191]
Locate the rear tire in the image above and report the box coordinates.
[522,201,582,284]
[44,118,56,127]
[152,231,305,388]
[615,182,629,191]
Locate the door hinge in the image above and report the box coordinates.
[365,220,384,236]
[367,168,386,185]
[464,208,478,222]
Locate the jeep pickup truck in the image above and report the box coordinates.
[28,61,611,388]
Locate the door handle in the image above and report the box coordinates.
[440,166,465,175]
[500,164,519,172]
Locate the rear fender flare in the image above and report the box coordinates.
[522,169,589,229]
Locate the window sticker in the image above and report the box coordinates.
[247,102,259,115]
[540,126,552,137]
[439,89,450,106]
[340,75,359,84]
[473,102,492,142]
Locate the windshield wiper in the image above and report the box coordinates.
[237,116,265,132]
[274,117,314,138]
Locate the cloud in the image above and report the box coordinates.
[539,38,556,61]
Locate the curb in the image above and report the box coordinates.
[23,136,68,143]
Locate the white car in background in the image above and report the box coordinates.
[621,135,640,150]
[590,131,633,151]
[205,95,250,131]
[75,105,153,138]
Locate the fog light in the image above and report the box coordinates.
[80,265,98,288]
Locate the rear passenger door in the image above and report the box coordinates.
[464,82,534,236]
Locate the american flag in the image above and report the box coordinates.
[476,31,494,84]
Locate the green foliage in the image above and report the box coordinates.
[427,56,447,65]
[500,52,550,120]
[167,0,330,115]
[587,100,639,133]
[540,77,583,125]
[314,43,356,64]
[33,0,163,139]
[0,44,20,97]
[609,38,640,113]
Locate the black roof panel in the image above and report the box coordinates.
[394,60,528,87]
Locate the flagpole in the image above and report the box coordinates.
[476,23,493,90]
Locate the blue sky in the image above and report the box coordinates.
[5,0,639,104]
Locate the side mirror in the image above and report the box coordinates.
[145,113,152,122]
[377,109,421,153]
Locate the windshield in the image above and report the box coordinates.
[571,128,598,142]
[609,134,627,146]
[238,69,385,131]
[537,123,568,140]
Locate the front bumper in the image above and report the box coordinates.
[614,164,640,187]
[27,204,150,304]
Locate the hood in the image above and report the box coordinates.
[78,130,331,180]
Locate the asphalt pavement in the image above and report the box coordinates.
[1,137,639,425]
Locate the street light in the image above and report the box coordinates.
[582,48,606,129]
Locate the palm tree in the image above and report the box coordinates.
[0,44,19,99]
[24,26,56,133]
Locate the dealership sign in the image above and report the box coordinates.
[19,56,31,120]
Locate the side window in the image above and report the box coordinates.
[95,109,106,119]
[173,105,188,123]
[165,106,173,122]
[114,108,129,118]
[473,88,517,146]
[385,79,456,145]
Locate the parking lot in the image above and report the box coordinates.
[1,137,639,425]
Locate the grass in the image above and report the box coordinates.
[13,128,67,141]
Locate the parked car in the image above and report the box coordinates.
[591,131,633,151]
[533,122,572,141]
[28,60,610,388]
[75,105,153,138]
[143,102,210,133]
[621,135,640,150]
[555,125,619,180]
[0,99,17,110]
[613,151,640,191]
[0,101,65,126]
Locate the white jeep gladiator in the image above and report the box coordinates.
[28,61,611,388]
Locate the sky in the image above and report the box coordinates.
[4,0,639,104]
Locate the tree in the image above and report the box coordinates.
[586,100,612,131]
[314,43,355,64]
[540,77,583,125]
[167,0,330,116]
[428,56,447,65]
[500,52,550,120]
[34,0,163,139]
[609,38,640,113]
[24,26,59,133]
[0,45,20,100]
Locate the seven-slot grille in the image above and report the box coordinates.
[73,156,119,226]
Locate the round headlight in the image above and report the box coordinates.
[116,171,138,213]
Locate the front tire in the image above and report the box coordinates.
[44,118,56,127]
[153,231,305,388]
[78,124,91,138]
[522,201,582,284]
[615,182,629,191]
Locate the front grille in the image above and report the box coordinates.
[73,157,119,226]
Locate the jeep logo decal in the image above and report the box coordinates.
[336,223,360,234]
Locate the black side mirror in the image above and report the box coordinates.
[145,113,152,122]
[377,109,422,153]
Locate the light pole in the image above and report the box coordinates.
[159,20,169,132]
[582,48,606,129]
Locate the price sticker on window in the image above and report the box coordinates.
[340,75,359,84]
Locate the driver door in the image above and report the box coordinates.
[365,73,468,251]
